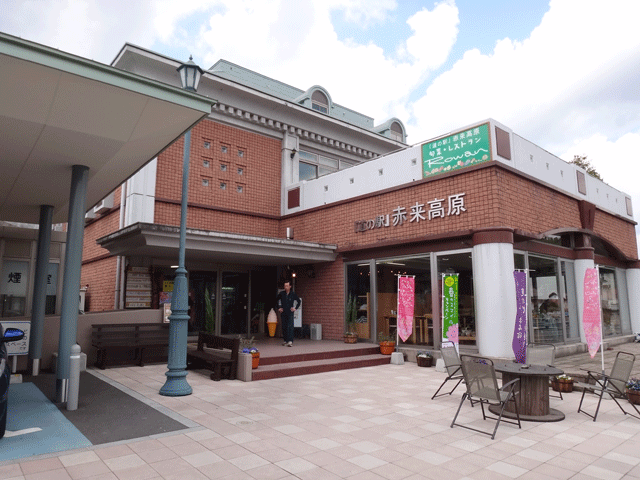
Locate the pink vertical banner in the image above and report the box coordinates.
[397,276,415,342]
[583,268,602,358]
[512,271,527,363]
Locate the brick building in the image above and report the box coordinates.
[83,45,640,358]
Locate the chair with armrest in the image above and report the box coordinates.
[577,351,639,421]
[451,355,521,440]
[431,341,464,400]
[527,343,562,399]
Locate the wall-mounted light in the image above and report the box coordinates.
[290,148,297,159]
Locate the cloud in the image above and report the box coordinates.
[408,0,640,151]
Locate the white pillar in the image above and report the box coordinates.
[574,257,595,344]
[473,242,515,358]
[627,267,640,334]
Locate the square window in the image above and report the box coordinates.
[221,164,227,172]
[349,178,354,184]
[202,179,209,187]
[204,141,210,149]
[237,185,244,193]
[238,150,244,157]
[238,167,243,175]
[221,145,228,154]
[411,159,417,166]
[220,182,226,190]
[378,169,383,176]
[203,160,210,168]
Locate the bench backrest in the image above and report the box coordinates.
[197,332,240,354]
[92,323,170,347]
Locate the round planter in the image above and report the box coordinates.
[344,334,358,344]
[379,341,395,355]
[251,352,260,369]
[551,379,573,393]
[627,389,640,405]
[417,356,433,367]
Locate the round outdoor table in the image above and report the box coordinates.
[489,362,565,422]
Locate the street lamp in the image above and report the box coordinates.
[159,56,204,397]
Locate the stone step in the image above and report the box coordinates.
[252,354,391,381]
[259,345,381,366]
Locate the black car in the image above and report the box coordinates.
[1,324,24,438]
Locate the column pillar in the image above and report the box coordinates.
[28,205,54,376]
[626,260,640,334]
[56,165,89,403]
[472,229,515,358]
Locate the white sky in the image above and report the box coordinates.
[2,0,640,254]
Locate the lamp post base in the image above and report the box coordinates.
[160,370,192,396]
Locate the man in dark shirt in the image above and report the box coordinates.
[276,281,300,347]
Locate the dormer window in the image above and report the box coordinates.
[311,90,328,114]
[390,121,403,142]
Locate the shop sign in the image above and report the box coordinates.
[442,274,459,344]
[422,123,490,178]
[354,193,466,233]
[512,271,527,363]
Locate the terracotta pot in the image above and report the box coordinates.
[251,352,260,369]
[379,341,395,355]
[627,389,640,405]
[551,378,573,392]
[417,356,433,367]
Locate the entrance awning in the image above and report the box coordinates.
[97,223,337,266]
[0,32,215,224]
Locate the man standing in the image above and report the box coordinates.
[277,281,300,347]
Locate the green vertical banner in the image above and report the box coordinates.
[442,274,459,344]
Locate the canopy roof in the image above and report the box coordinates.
[0,33,214,224]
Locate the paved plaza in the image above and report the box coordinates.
[2,342,640,479]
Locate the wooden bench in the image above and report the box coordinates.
[187,332,240,381]
[92,323,170,369]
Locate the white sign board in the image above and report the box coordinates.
[1,321,30,355]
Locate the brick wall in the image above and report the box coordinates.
[154,119,282,231]
[295,258,345,340]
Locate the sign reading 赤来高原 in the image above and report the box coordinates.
[422,123,491,178]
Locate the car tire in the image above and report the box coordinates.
[0,400,6,439]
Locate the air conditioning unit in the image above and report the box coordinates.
[93,192,114,214]
[310,324,322,341]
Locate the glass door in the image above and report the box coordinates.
[221,272,249,335]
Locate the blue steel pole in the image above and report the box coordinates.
[160,130,193,396]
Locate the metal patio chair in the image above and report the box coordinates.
[451,355,521,440]
[527,343,563,399]
[577,351,640,421]
[431,341,464,400]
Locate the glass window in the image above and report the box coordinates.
[299,162,317,181]
[376,256,433,346]
[346,263,372,341]
[599,266,621,337]
[46,262,59,315]
[560,261,579,340]
[529,255,562,343]
[437,252,474,346]
[1,260,28,317]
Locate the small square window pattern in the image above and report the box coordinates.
[204,141,210,149]
[221,146,228,153]
[221,164,227,172]
[203,160,210,168]
[238,150,244,157]
[237,185,244,193]
[220,183,226,190]
[238,168,243,175]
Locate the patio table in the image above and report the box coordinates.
[489,362,564,422]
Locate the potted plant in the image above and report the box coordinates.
[240,336,259,369]
[551,374,573,393]
[344,294,358,343]
[378,332,395,355]
[416,351,433,367]
[626,378,640,405]
[204,287,215,333]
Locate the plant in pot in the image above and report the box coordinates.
[626,378,640,405]
[344,294,358,343]
[378,332,396,355]
[416,351,433,367]
[551,374,573,392]
[240,336,260,369]
[204,287,215,334]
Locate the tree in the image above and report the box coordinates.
[569,154,602,181]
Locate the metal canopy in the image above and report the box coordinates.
[97,223,337,266]
[0,33,214,224]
